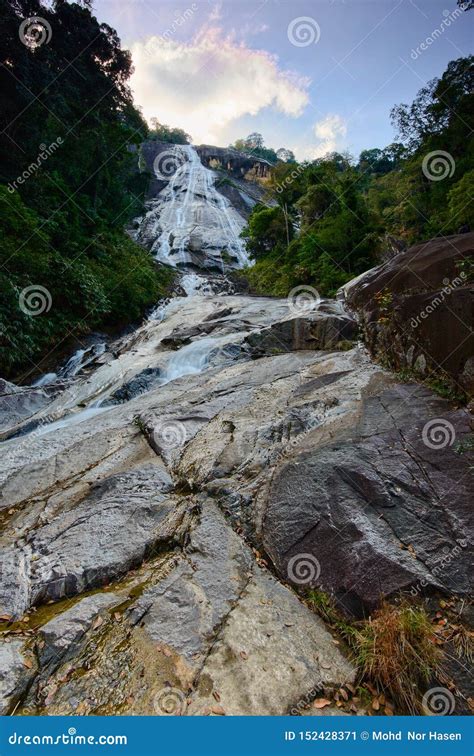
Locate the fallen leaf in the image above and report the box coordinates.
[372,698,380,711]
[23,658,33,669]
[92,616,103,630]
[239,651,248,660]
[313,698,332,709]
[0,614,13,622]
[210,705,226,715]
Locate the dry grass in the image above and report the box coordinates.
[307,591,442,714]
[351,603,441,713]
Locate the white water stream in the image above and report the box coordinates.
[6,145,255,441]
[140,145,249,270]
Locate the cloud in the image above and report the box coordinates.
[292,114,348,161]
[313,114,347,157]
[130,26,310,144]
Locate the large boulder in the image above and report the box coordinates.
[263,383,473,617]
[343,233,474,396]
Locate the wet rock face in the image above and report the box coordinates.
[343,232,474,396]
[134,144,250,271]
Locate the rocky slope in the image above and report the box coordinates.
[0,149,472,716]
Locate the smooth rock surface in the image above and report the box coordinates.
[343,232,474,395]
[0,640,36,715]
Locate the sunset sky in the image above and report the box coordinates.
[94,0,472,159]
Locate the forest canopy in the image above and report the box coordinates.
[0,0,174,378]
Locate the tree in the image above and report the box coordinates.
[390,56,473,148]
[149,120,191,144]
[0,0,172,378]
[276,148,296,163]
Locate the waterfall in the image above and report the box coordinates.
[140,145,249,271]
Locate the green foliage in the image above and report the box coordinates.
[148,119,191,144]
[231,133,294,165]
[0,0,174,378]
[0,188,173,377]
[448,169,474,229]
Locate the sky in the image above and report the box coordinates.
[94,0,473,160]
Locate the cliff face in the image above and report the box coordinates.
[140,141,271,200]
[194,144,272,178]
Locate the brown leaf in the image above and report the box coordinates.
[239,651,248,660]
[23,658,33,669]
[372,697,380,711]
[0,614,13,622]
[210,705,226,715]
[312,698,332,709]
[339,687,349,701]
[92,616,103,630]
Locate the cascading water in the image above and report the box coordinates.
[4,144,255,441]
[138,145,250,271]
